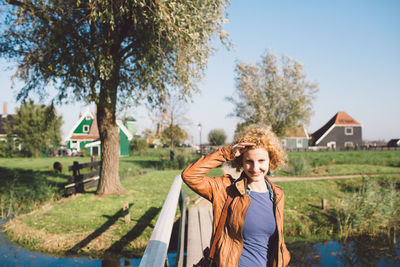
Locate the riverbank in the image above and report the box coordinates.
[3,172,400,258]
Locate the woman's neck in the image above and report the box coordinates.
[247,179,268,193]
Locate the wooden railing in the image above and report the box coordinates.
[139,175,185,267]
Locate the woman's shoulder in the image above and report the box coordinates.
[212,174,235,188]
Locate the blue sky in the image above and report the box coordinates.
[1,0,399,143]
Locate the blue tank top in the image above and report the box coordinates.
[238,191,277,267]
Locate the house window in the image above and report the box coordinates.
[297,138,303,148]
[83,125,89,133]
[345,127,353,135]
[72,140,77,144]
[344,141,354,148]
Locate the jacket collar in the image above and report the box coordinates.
[234,172,283,204]
[234,171,247,195]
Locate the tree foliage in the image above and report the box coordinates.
[161,124,187,148]
[208,128,227,146]
[12,100,62,157]
[227,51,319,137]
[0,133,15,157]
[129,137,148,154]
[0,0,230,194]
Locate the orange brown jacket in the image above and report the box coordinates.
[182,147,291,267]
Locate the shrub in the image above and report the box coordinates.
[285,156,312,176]
[208,129,227,146]
[130,138,148,154]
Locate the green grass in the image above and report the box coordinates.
[277,150,400,176]
[277,174,400,243]
[0,148,199,218]
[288,150,400,167]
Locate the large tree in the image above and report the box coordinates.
[13,100,62,157]
[227,51,319,137]
[0,0,230,194]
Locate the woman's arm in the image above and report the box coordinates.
[181,147,233,201]
[181,142,255,201]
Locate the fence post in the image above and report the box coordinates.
[91,156,96,172]
[321,198,328,210]
[123,202,130,223]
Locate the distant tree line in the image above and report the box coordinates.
[0,100,62,157]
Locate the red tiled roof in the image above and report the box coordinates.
[334,111,361,126]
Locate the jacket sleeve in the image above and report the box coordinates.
[181,146,234,202]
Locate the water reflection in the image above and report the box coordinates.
[288,235,400,267]
[1,221,398,267]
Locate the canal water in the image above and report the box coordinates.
[1,219,399,266]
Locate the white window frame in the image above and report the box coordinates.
[344,141,354,147]
[83,125,90,133]
[71,140,79,149]
[281,139,287,147]
[296,138,303,148]
[327,141,336,149]
[345,127,353,135]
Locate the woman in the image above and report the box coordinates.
[182,126,290,267]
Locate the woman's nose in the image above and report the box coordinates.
[252,162,259,170]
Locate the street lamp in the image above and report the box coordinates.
[198,123,202,155]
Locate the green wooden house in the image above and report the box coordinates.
[64,108,134,156]
[281,126,309,150]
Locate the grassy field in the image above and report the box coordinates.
[1,149,399,257]
[279,174,400,242]
[2,168,220,257]
[277,150,400,176]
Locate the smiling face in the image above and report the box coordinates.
[242,148,270,183]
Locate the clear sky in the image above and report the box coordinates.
[1,0,399,144]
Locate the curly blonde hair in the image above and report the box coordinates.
[231,125,287,172]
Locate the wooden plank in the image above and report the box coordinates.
[187,207,203,267]
[68,161,101,171]
[139,175,182,267]
[198,206,212,251]
[83,178,99,190]
[71,170,100,182]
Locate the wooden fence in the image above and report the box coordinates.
[65,157,101,195]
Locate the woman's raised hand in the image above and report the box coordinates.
[231,142,256,158]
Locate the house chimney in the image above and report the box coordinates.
[3,103,7,118]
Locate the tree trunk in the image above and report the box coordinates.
[96,85,125,195]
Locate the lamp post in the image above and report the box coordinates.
[198,123,202,155]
